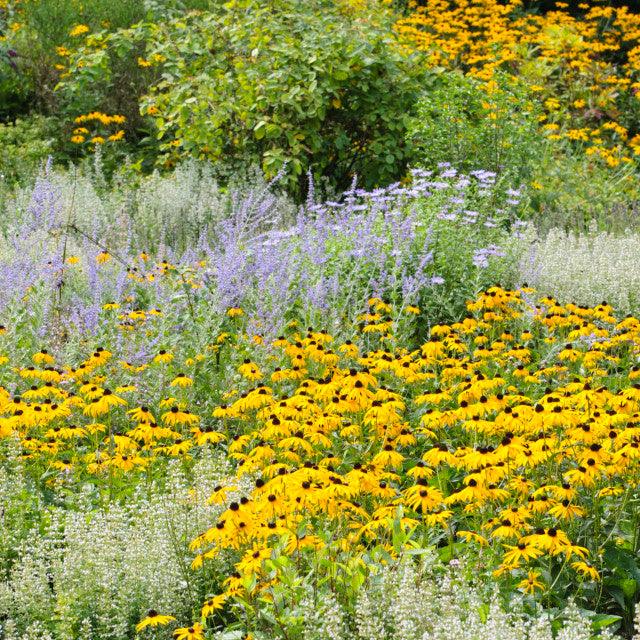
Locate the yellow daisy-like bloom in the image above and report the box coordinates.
[69,24,90,37]
[517,570,545,595]
[33,350,54,365]
[162,406,199,427]
[502,541,544,566]
[571,561,600,581]
[135,610,176,632]
[456,530,488,546]
[238,360,263,380]
[170,373,193,387]
[128,406,155,424]
[226,307,244,317]
[154,350,174,364]
[83,390,127,417]
[108,130,125,142]
[201,593,227,617]
[173,622,204,640]
[96,252,111,264]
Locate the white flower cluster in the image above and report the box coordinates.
[3,160,295,256]
[519,224,640,315]
[209,555,625,640]
[0,452,232,640]
[1,445,632,640]
[633,605,640,640]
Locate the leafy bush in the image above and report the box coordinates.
[0,45,33,121]
[4,0,148,113]
[0,116,54,185]
[407,72,546,183]
[57,0,427,197]
[525,155,640,234]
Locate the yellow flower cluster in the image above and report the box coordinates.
[2,286,640,630]
[71,112,126,145]
[396,0,640,166]
[69,24,90,38]
[136,53,166,67]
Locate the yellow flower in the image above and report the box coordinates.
[136,610,176,631]
[96,252,111,264]
[108,129,125,142]
[162,405,199,427]
[170,373,193,387]
[71,135,85,144]
[571,561,600,581]
[33,351,54,365]
[201,593,227,617]
[238,360,262,380]
[69,24,90,37]
[173,622,204,640]
[518,570,544,595]
[154,350,174,364]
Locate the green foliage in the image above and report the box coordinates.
[4,0,148,114]
[407,72,547,182]
[415,189,523,325]
[526,154,640,234]
[0,115,54,184]
[19,0,145,48]
[58,0,428,198]
[0,48,33,121]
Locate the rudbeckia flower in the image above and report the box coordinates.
[173,622,204,640]
[136,610,176,631]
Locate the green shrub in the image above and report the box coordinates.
[407,72,546,183]
[2,0,149,115]
[526,154,640,234]
[0,115,55,185]
[57,0,428,198]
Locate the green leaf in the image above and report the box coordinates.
[253,120,267,140]
[591,614,622,631]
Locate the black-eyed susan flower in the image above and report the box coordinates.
[518,570,545,595]
[170,373,193,387]
[162,406,199,427]
[154,350,174,364]
[173,622,204,640]
[136,611,176,631]
[201,594,227,617]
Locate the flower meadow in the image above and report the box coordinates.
[2,0,640,639]
[0,163,638,640]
